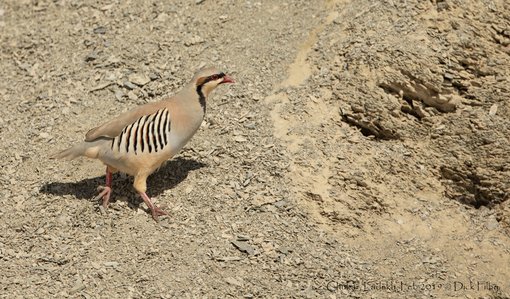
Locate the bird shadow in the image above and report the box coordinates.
[40,157,207,209]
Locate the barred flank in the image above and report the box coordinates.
[111,108,171,155]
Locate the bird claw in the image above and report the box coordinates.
[94,186,112,208]
[151,207,168,222]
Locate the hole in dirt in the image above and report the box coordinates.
[401,95,423,120]
[440,165,509,209]
[359,127,375,137]
[340,109,400,140]
[452,81,469,94]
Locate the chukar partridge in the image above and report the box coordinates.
[51,67,234,221]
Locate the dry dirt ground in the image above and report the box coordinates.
[1,0,509,298]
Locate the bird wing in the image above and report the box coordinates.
[85,101,169,141]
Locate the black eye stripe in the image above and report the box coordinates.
[206,73,225,82]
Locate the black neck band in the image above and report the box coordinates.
[196,85,206,113]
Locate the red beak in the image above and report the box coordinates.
[221,74,235,84]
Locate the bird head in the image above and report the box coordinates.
[193,66,234,97]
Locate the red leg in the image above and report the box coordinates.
[139,192,167,222]
[94,168,112,208]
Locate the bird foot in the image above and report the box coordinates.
[94,186,112,208]
[138,192,168,222]
[151,206,168,222]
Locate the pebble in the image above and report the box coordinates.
[100,4,114,11]
[149,72,160,81]
[39,132,50,139]
[231,240,256,255]
[93,26,107,34]
[85,51,98,62]
[128,73,151,86]
[69,281,85,295]
[236,235,250,241]
[489,104,498,116]
[234,136,248,142]
[104,261,119,268]
[123,81,137,90]
[155,13,169,22]
[486,217,499,230]
[115,90,125,101]
[225,276,244,287]
[184,35,204,47]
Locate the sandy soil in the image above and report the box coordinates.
[1,0,509,298]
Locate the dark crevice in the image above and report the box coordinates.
[340,108,400,140]
[440,165,509,209]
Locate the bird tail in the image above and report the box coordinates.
[49,139,109,160]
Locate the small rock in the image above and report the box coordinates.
[489,104,498,116]
[231,240,256,255]
[100,4,114,11]
[195,0,205,4]
[123,81,137,90]
[115,90,125,101]
[351,104,364,113]
[234,136,247,143]
[127,91,138,101]
[184,185,193,194]
[85,51,98,62]
[89,82,113,92]
[355,179,368,188]
[128,73,151,86]
[273,200,290,209]
[277,247,292,255]
[93,26,107,34]
[39,132,50,139]
[184,35,204,47]
[244,122,256,129]
[486,217,499,230]
[69,280,85,295]
[155,13,169,22]
[443,72,455,80]
[236,235,250,241]
[422,256,438,264]
[104,261,119,268]
[225,276,244,287]
[149,72,160,81]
